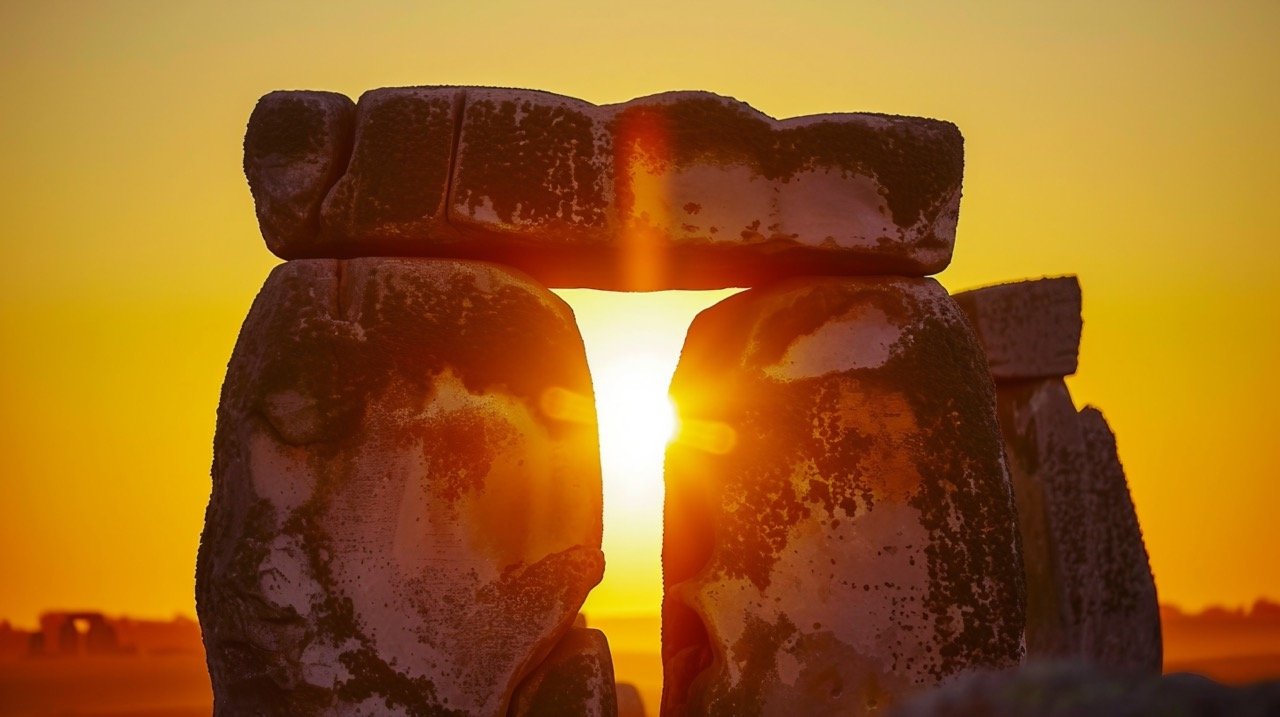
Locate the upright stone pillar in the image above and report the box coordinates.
[196,257,603,715]
[662,277,1025,717]
[956,276,1161,671]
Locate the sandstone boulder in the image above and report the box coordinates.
[196,257,602,716]
[1077,407,1161,671]
[953,277,1082,381]
[995,383,1162,671]
[319,87,463,255]
[247,87,965,289]
[662,277,1025,717]
[243,91,355,258]
[996,379,1092,659]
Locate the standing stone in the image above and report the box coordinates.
[1078,407,1161,671]
[196,258,603,716]
[510,628,619,717]
[996,379,1092,659]
[662,277,1025,717]
[953,277,1082,380]
[243,91,355,258]
[616,683,647,717]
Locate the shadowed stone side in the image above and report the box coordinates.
[510,628,619,717]
[953,277,1082,380]
[1077,407,1162,672]
[662,277,1025,717]
[996,379,1091,660]
[196,258,603,716]
[245,86,964,288]
[244,91,355,258]
[319,87,463,254]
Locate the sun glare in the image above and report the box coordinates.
[595,355,678,506]
[554,288,739,619]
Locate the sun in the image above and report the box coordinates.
[554,288,739,619]
[594,354,679,507]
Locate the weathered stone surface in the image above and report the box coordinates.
[244,90,355,258]
[953,277,1082,380]
[662,277,1025,717]
[252,86,964,288]
[996,379,1091,660]
[616,682,646,717]
[510,628,618,717]
[196,257,603,716]
[1077,407,1162,672]
[888,662,1280,717]
[451,89,963,288]
[318,87,463,254]
[996,384,1162,671]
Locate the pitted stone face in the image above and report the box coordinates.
[196,258,603,716]
[998,394,1161,670]
[996,379,1092,659]
[953,276,1082,381]
[243,91,355,258]
[1077,408,1161,672]
[662,277,1025,717]
[245,87,964,289]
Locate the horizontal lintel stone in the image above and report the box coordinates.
[244,86,965,290]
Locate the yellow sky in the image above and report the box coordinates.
[0,1,1277,626]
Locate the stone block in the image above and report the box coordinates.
[196,257,602,716]
[318,87,463,254]
[953,277,1082,380]
[243,91,355,258]
[662,276,1024,717]
[248,87,965,288]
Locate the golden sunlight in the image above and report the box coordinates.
[595,354,678,507]
[555,288,739,618]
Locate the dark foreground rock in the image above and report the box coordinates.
[662,276,1024,717]
[196,257,603,716]
[888,661,1280,717]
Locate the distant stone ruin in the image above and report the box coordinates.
[197,86,1159,716]
[29,612,120,657]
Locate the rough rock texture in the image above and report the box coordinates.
[247,87,965,289]
[996,379,1091,660]
[953,277,1082,381]
[1077,407,1162,671]
[319,87,464,255]
[509,628,618,717]
[888,662,1280,717]
[662,277,1025,717]
[616,683,646,717]
[196,257,603,716]
[244,91,355,258]
[996,384,1162,671]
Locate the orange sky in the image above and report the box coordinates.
[0,1,1277,627]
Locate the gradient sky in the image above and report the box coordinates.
[0,1,1276,626]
